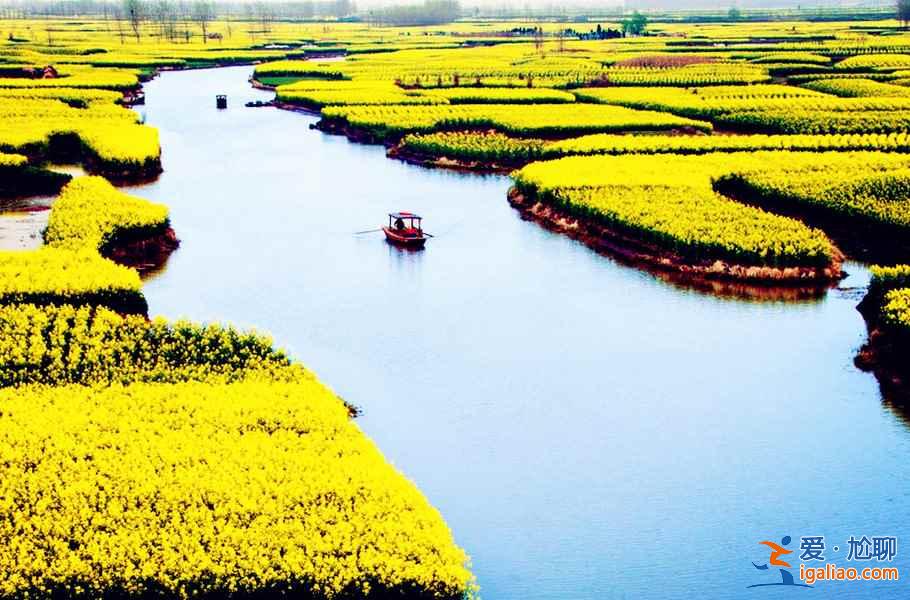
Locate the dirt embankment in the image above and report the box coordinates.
[90,159,163,184]
[102,226,180,274]
[386,144,519,174]
[250,78,276,91]
[309,115,395,145]
[855,293,910,405]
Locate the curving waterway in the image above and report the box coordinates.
[125,66,909,599]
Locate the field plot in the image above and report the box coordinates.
[396,131,910,166]
[0,306,472,600]
[3,9,910,600]
[321,103,712,140]
[0,93,161,179]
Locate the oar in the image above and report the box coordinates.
[353,228,383,235]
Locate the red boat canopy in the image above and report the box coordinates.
[389,212,421,219]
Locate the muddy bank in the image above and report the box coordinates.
[250,78,277,91]
[311,115,394,145]
[90,158,163,184]
[274,101,323,116]
[508,187,843,290]
[855,295,910,404]
[101,226,180,274]
[854,327,910,404]
[387,144,517,174]
[273,103,379,146]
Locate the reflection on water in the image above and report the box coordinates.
[128,66,910,600]
[138,258,171,283]
[630,266,830,303]
[0,210,48,250]
[883,399,910,430]
[509,208,835,304]
[386,239,425,268]
[45,163,88,178]
[0,193,54,251]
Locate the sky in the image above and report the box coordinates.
[348,0,883,6]
[212,0,887,7]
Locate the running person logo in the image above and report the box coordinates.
[748,536,812,589]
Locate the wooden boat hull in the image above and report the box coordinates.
[382,227,426,248]
[123,93,145,107]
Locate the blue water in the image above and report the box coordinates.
[129,66,910,599]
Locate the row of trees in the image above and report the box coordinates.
[0,1,357,21]
[2,0,908,24]
[119,0,215,43]
[115,0,360,42]
[24,0,902,33]
[367,0,460,26]
[0,1,640,27]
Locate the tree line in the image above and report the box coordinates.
[0,1,357,21]
[2,0,909,29]
[367,0,460,26]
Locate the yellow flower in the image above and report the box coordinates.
[0,380,475,599]
[45,176,170,252]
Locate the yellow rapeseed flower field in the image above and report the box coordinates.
[0,304,302,387]
[0,248,141,307]
[882,288,910,332]
[45,176,170,252]
[511,151,910,267]
[0,177,169,309]
[868,265,910,331]
[323,103,712,138]
[7,13,910,597]
[0,380,475,599]
[0,152,27,167]
[0,94,160,175]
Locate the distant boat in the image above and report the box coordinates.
[383,212,427,248]
[122,91,145,106]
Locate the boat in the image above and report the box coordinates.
[122,91,145,106]
[383,212,427,248]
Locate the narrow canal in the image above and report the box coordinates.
[128,66,909,599]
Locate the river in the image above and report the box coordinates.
[125,66,909,599]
